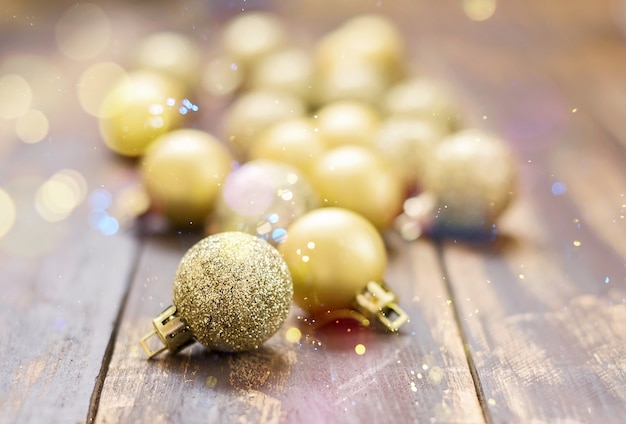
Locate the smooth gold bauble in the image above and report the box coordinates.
[174,232,293,352]
[422,129,517,231]
[315,14,404,82]
[311,145,404,229]
[249,117,325,178]
[248,47,315,104]
[222,12,286,68]
[140,129,233,227]
[99,70,186,157]
[135,31,201,85]
[224,90,306,159]
[315,100,381,150]
[314,58,388,106]
[201,54,245,97]
[278,207,386,315]
[384,76,462,131]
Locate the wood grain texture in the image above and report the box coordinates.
[95,234,483,423]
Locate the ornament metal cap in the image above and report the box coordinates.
[354,280,409,332]
[140,305,195,358]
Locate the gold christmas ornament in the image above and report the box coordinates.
[315,100,381,150]
[224,89,306,159]
[221,12,286,68]
[373,117,443,189]
[140,129,233,227]
[249,117,326,179]
[314,58,388,106]
[248,47,315,104]
[311,145,404,230]
[209,160,318,245]
[409,129,517,235]
[384,76,462,132]
[134,31,201,85]
[98,70,187,157]
[141,231,293,357]
[278,207,408,331]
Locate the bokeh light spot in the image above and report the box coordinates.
[355,344,366,355]
[15,109,49,143]
[0,188,16,238]
[285,327,302,343]
[56,3,111,60]
[0,74,32,120]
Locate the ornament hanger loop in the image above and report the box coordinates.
[140,305,195,358]
[354,281,409,332]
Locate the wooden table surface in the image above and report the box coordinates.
[1,1,625,423]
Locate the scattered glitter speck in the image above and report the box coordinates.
[488,398,497,406]
[206,375,218,388]
[355,344,366,355]
[410,382,417,392]
[573,240,581,247]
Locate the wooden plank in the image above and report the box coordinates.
[95,235,484,423]
[422,1,626,421]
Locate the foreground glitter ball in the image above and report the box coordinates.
[278,207,408,330]
[209,160,318,245]
[141,232,293,357]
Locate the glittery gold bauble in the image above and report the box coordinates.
[278,207,386,315]
[311,146,404,230]
[174,232,293,352]
[249,117,325,178]
[248,47,315,104]
[373,117,443,189]
[222,12,286,68]
[384,76,462,132]
[140,129,233,227]
[99,70,186,157]
[210,160,318,245]
[315,100,380,150]
[224,90,306,159]
[422,129,517,231]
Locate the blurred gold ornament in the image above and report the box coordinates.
[99,70,187,157]
[140,129,233,227]
[249,117,325,178]
[141,232,293,357]
[315,100,381,150]
[311,145,404,230]
[384,76,462,131]
[222,12,287,68]
[420,129,517,233]
[314,58,388,106]
[278,207,408,331]
[224,90,306,159]
[209,160,318,245]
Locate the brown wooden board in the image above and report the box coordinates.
[95,234,484,423]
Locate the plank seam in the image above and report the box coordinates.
[435,242,493,424]
[86,237,146,423]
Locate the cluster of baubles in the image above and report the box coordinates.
[101,12,517,355]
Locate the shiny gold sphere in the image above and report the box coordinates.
[174,232,293,352]
[422,129,517,231]
[311,145,404,229]
[140,129,233,227]
[224,90,306,159]
[99,70,186,157]
[248,47,315,104]
[315,100,381,150]
[315,14,404,82]
[135,31,201,85]
[314,58,388,106]
[222,12,286,68]
[384,76,462,131]
[278,207,387,315]
[249,117,326,178]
